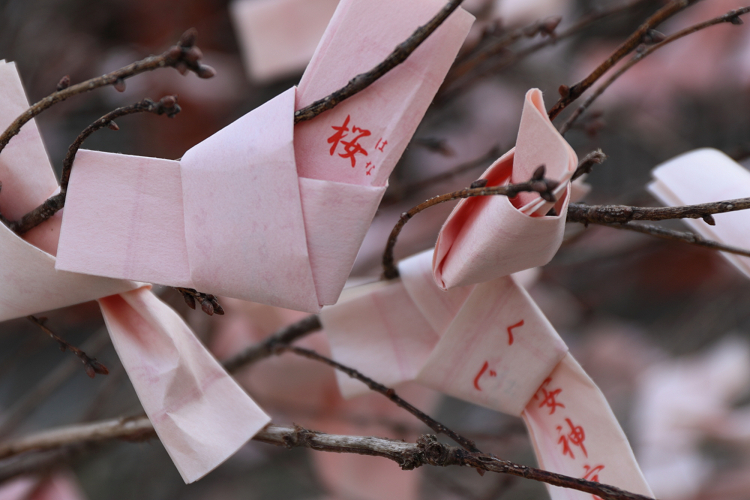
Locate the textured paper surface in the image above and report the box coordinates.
[0,60,135,321]
[58,0,473,311]
[231,0,340,82]
[524,354,654,499]
[295,0,474,186]
[99,288,270,483]
[417,275,568,416]
[322,249,651,499]
[649,148,750,277]
[433,89,577,290]
[0,61,270,484]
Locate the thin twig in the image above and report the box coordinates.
[582,220,750,259]
[547,0,697,121]
[8,96,181,235]
[293,0,465,123]
[0,420,655,500]
[0,29,212,158]
[175,287,224,316]
[572,149,607,181]
[443,16,562,89]
[567,197,750,225]
[382,167,559,279]
[222,315,322,374]
[559,6,750,135]
[280,345,481,454]
[26,317,108,379]
[438,0,653,102]
[0,329,109,440]
[383,145,502,205]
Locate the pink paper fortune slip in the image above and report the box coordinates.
[433,88,578,290]
[649,148,750,278]
[322,250,654,500]
[0,61,270,484]
[55,0,474,314]
[322,88,651,498]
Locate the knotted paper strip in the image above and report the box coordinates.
[322,250,653,499]
[99,288,270,482]
[433,88,577,290]
[649,148,750,277]
[56,0,474,313]
[0,61,134,320]
[230,0,340,83]
[0,61,269,484]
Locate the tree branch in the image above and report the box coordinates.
[26,317,108,379]
[280,345,481,454]
[567,197,750,225]
[293,0,465,123]
[222,315,322,374]
[0,419,655,500]
[547,0,697,121]
[579,220,750,259]
[382,166,559,279]
[7,96,181,235]
[559,6,750,135]
[438,0,653,102]
[0,29,212,158]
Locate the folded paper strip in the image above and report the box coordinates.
[56,0,474,313]
[0,60,270,484]
[323,251,653,499]
[322,90,652,499]
[649,148,750,278]
[433,88,577,290]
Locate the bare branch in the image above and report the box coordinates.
[26,317,108,379]
[281,345,481,453]
[222,315,322,374]
[293,0,466,123]
[559,6,750,135]
[0,419,655,500]
[382,168,559,279]
[8,96,181,235]
[175,287,224,317]
[438,0,653,102]
[547,0,697,121]
[581,220,750,259]
[0,28,212,158]
[572,149,607,181]
[567,197,750,225]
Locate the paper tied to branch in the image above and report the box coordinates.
[322,249,653,499]
[0,60,270,484]
[56,0,474,314]
[649,148,750,277]
[433,88,578,290]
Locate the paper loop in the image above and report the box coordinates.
[433,89,577,290]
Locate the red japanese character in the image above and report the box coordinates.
[365,162,375,176]
[557,426,575,459]
[328,115,351,156]
[582,464,604,482]
[557,418,587,459]
[473,361,497,391]
[327,115,372,167]
[375,138,388,152]
[506,319,524,345]
[583,465,605,500]
[534,377,565,415]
